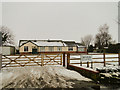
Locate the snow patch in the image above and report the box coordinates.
[0,66,92,88]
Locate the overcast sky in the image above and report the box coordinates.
[2,2,118,45]
[0,2,2,26]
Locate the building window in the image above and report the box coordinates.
[24,46,28,52]
[68,47,73,51]
[40,47,45,52]
[78,47,85,51]
[57,47,62,51]
[49,47,54,51]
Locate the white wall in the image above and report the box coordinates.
[2,47,10,55]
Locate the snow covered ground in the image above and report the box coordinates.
[0,66,100,89]
[1,53,120,89]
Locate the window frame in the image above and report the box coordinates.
[68,47,73,51]
[49,47,54,51]
[78,47,85,51]
[57,47,62,51]
[24,46,28,52]
[40,46,45,52]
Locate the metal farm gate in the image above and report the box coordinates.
[2,53,62,68]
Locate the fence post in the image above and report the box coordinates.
[41,54,44,66]
[103,52,106,67]
[63,53,65,67]
[87,62,89,67]
[80,55,82,66]
[118,52,120,66]
[91,62,93,69]
[67,53,70,68]
[87,52,90,68]
[60,54,62,65]
[80,61,82,66]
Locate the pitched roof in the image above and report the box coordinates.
[63,41,77,47]
[19,39,85,47]
[75,43,86,47]
[19,40,66,47]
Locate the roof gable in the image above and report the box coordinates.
[19,40,38,47]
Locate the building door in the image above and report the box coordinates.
[32,48,38,54]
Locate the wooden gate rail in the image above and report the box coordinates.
[2,53,63,68]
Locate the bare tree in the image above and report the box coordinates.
[0,26,14,45]
[81,35,93,48]
[95,24,112,49]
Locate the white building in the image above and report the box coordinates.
[2,45,15,55]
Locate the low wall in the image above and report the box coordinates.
[67,65,100,82]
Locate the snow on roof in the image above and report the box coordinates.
[77,45,86,48]
[3,43,15,47]
[19,40,85,47]
[34,41,66,46]
[19,40,67,46]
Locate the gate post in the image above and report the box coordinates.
[103,52,106,67]
[63,53,65,67]
[87,62,89,67]
[60,53,62,65]
[119,52,120,66]
[67,53,70,68]
[41,54,44,66]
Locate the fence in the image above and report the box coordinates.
[2,52,120,68]
[69,53,120,68]
[2,53,62,68]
